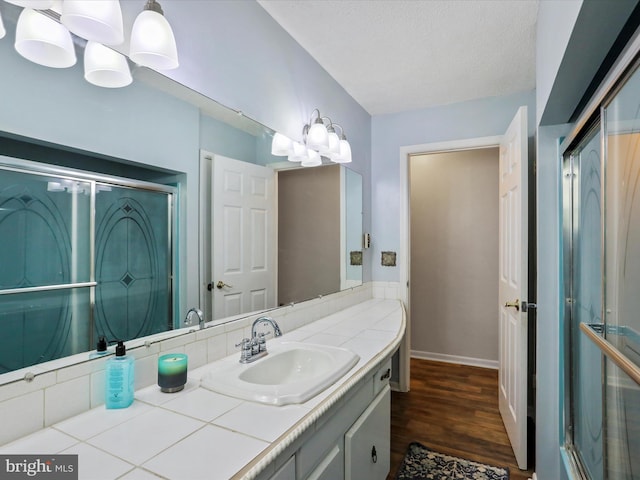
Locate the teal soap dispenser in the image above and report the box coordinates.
[105,340,134,409]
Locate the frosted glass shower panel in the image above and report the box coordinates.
[604,71,640,363]
[94,184,172,342]
[0,170,91,289]
[605,359,640,479]
[0,288,90,373]
[568,129,604,480]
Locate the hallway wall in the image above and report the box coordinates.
[410,148,499,366]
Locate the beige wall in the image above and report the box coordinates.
[278,165,341,305]
[410,147,499,364]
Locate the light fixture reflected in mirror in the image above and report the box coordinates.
[301,149,322,167]
[130,0,179,70]
[0,9,6,39]
[288,141,307,162]
[14,7,76,68]
[271,132,293,156]
[84,41,132,88]
[5,0,54,9]
[61,0,124,46]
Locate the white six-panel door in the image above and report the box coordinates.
[211,155,276,320]
[498,106,528,470]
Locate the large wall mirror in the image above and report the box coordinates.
[0,3,362,380]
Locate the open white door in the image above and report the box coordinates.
[498,106,528,470]
[212,155,276,320]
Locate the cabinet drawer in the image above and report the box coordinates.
[345,385,390,480]
[374,358,392,396]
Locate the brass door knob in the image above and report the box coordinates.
[504,299,520,311]
[216,281,233,289]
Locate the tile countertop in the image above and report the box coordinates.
[0,298,405,480]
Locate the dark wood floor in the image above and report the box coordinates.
[387,358,534,480]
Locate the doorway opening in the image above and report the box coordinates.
[409,147,499,368]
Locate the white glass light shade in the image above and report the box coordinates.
[15,8,76,68]
[84,41,132,88]
[5,0,55,9]
[306,121,329,152]
[327,131,340,159]
[288,141,307,162]
[301,149,322,167]
[61,0,124,46]
[0,10,6,40]
[129,9,178,70]
[334,139,352,163]
[271,132,293,156]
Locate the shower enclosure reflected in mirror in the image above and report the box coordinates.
[0,2,363,378]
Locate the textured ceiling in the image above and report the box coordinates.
[257,0,538,116]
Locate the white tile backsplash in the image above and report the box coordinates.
[184,340,207,369]
[44,376,91,426]
[0,390,44,446]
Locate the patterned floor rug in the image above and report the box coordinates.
[395,442,510,480]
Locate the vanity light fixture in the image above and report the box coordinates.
[61,0,124,46]
[84,40,132,88]
[270,109,353,167]
[129,0,179,70]
[14,6,76,68]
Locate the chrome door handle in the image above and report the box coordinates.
[504,299,520,311]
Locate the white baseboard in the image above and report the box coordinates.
[411,350,498,370]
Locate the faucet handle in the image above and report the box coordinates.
[256,331,271,353]
[235,338,252,350]
[235,338,253,362]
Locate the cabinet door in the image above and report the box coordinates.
[307,442,344,480]
[269,456,295,480]
[345,386,390,480]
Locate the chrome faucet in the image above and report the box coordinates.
[251,316,282,339]
[235,316,283,363]
[184,307,205,330]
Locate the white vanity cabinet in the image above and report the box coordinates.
[345,385,391,480]
[265,356,393,480]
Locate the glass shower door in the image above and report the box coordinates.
[564,127,604,480]
[602,67,640,478]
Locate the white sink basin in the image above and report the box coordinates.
[199,342,360,406]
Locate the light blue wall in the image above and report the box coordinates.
[370,90,536,282]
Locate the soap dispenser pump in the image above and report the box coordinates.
[105,340,134,409]
[89,336,108,359]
